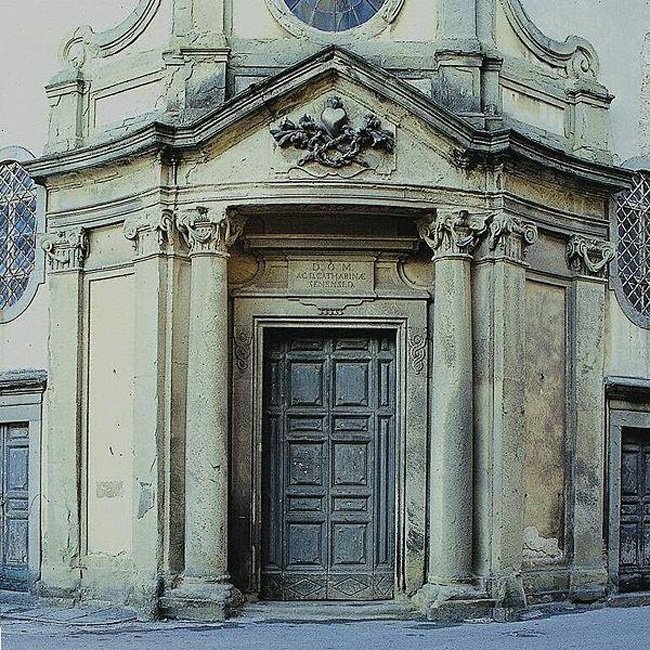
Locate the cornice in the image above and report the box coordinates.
[25,46,633,193]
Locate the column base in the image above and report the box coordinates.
[569,566,608,603]
[413,582,495,622]
[160,577,243,621]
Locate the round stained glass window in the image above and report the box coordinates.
[284,0,386,32]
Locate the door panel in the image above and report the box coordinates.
[262,329,396,600]
[620,428,650,592]
[0,424,30,591]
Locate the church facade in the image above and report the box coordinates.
[1,0,650,621]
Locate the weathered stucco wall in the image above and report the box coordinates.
[524,280,566,561]
[86,273,135,557]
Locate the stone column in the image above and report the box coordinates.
[473,213,538,609]
[566,235,614,601]
[39,228,89,599]
[165,206,246,620]
[414,210,490,618]
[123,209,177,614]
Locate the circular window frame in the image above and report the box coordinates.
[265,0,405,41]
[611,158,650,330]
[0,146,46,325]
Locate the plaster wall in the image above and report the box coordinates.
[523,280,566,559]
[86,273,135,557]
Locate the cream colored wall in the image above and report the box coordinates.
[606,295,650,379]
[86,273,135,557]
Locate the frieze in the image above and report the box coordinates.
[271,96,394,169]
[567,234,614,278]
[40,227,89,273]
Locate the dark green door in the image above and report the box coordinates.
[262,329,396,600]
[620,427,650,592]
[0,423,29,591]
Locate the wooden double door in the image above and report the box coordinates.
[619,427,650,592]
[261,329,396,600]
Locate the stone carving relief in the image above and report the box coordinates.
[408,328,428,376]
[124,209,175,258]
[233,331,252,371]
[566,234,614,278]
[177,207,248,256]
[271,96,394,169]
[487,213,539,262]
[40,227,89,272]
[417,210,491,257]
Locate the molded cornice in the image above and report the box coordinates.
[27,46,631,191]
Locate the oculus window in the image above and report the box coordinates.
[615,170,650,326]
[284,0,386,32]
[0,148,44,322]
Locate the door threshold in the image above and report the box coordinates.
[235,599,420,623]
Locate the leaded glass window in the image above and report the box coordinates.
[284,0,386,32]
[0,161,38,311]
[616,171,650,319]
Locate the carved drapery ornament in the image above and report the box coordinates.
[417,210,491,258]
[40,227,89,272]
[271,96,394,169]
[567,234,614,278]
[123,209,175,258]
[177,207,248,256]
[487,213,539,262]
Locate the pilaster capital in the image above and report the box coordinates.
[567,234,614,279]
[40,227,89,273]
[417,209,491,260]
[486,213,538,263]
[124,209,176,259]
[177,207,247,257]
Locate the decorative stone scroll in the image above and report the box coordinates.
[487,213,538,262]
[177,207,248,256]
[40,227,89,272]
[123,209,175,258]
[408,328,428,376]
[567,234,614,278]
[271,96,394,169]
[416,210,491,258]
[233,331,252,371]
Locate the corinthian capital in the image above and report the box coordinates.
[417,210,491,258]
[486,213,538,262]
[177,207,247,256]
[124,209,175,258]
[567,234,614,278]
[40,227,89,272]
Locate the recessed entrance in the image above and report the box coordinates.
[260,328,396,600]
[619,427,650,592]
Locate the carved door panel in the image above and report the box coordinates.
[619,428,650,592]
[0,424,29,591]
[262,330,396,600]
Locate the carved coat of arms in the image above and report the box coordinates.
[271,97,394,169]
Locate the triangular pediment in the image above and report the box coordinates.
[28,46,630,192]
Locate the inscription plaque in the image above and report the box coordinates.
[289,259,374,295]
